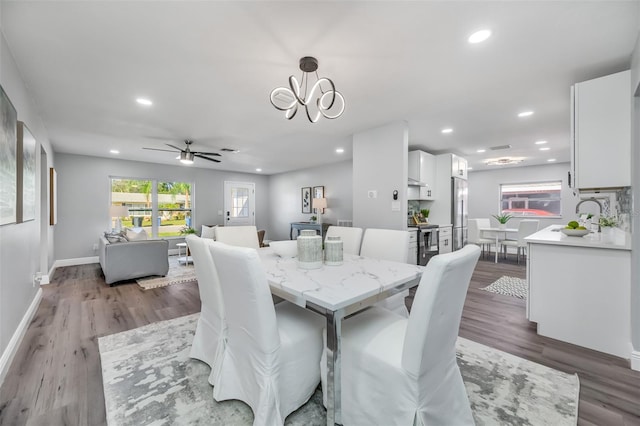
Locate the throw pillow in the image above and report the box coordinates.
[126,227,148,241]
[201,225,217,240]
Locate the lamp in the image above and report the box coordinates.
[110,205,129,232]
[312,198,327,225]
[270,56,345,123]
[179,151,194,165]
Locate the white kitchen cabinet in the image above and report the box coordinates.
[408,150,436,200]
[450,154,467,180]
[407,229,418,264]
[438,225,452,254]
[570,70,630,190]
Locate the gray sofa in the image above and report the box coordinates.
[98,236,169,285]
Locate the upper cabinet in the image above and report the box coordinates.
[571,70,630,190]
[408,150,436,200]
[450,154,468,180]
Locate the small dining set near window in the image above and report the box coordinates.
[468,216,540,264]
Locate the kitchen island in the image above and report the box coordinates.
[525,225,632,360]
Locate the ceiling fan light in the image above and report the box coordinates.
[180,151,194,164]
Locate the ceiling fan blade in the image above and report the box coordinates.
[143,147,179,153]
[165,144,185,152]
[192,151,222,156]
[194,154,221,163]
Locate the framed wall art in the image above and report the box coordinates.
[313,185,324,214]
[17,121,37,222]
[0,84,17,226]
[301,187,311,214]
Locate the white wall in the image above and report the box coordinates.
[267,160,352,241]
[54,153,270,260]
[0,30,54,370]
[468,162,580,228]
[630,30,640,364]
[352,121,408,230]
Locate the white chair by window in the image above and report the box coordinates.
[321,245,481,425]
[185,235,226,386]
[468,218,494,258]
[209,243,325,425]
[359,228,410,317]
[325,226,364,255]
[214,225,260,249]
[499,219,539,264]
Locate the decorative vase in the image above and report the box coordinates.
[297,230,323,269]
[499,223,507,230]
[324,236,343,266]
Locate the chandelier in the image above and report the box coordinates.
[485,157,524,166]
[270,56,345,123]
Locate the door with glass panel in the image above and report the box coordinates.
[223,181,255,226]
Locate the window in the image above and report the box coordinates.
[110,178,193,238]
[499,181,561,218]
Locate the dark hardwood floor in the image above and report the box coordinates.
[1,255,640,425]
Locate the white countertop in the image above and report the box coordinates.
[258,249,424,311]
[525,225,631,251]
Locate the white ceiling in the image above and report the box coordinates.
[2,1,638,174]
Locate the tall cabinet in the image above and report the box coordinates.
[570,70,631,190]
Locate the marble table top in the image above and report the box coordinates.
[258,248,424,312]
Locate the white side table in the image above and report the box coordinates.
[176,242,192,265]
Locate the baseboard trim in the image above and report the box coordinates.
[46,256,99,284]
[0,288,42,386]
[631,350,640,371]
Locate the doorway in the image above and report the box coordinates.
[223,181,255,226]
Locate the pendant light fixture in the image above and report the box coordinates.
[270,56,345,123]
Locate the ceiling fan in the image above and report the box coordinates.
[143,140,221,164]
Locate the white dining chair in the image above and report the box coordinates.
[185,235,226,385]
[500,219,539,263]
[321,244,480,425]
[359,228,410,317]
[468,218,494,258]
[214,225,260,249]
[324,226,364,255]
[209,243,325,425]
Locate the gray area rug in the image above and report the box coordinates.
[99,314,579,426]
[481,275,528,299]
[136,256,196,290]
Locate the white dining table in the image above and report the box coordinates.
[258,249,423,426]
[479,227,518,263]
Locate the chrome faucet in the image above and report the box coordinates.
[575,197,603,232]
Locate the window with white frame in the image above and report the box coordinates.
[110,178,193,237]
[499,181,562,218]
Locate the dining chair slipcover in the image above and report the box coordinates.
[360,228,411,317]
[325,226,364,255]
[214,225,260,249]
[185,235,226,385]
[500,219,539,263]
[209,243,325,426]
[321,244,480,426]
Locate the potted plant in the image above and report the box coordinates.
[179,226,197,236]
[599,215,617,235]
[310,215,317,224]
[492,213,513,229]
[420,209,430,223]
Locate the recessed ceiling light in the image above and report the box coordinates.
[468,29,491,44]
[441,128,453,134]
[477,149,486,153]
[110,149,120,154]
[547,158,556,162]
[467,166,474,170]
[539,147,550,151]
[535,140,547,145]
[518,111,534,117]
[256,168,262,172]
[336,148,344,154]
[136,98,153,106]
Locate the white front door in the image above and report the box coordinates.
[223,181,255,226]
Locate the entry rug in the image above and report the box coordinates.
[481,275,528,299]
[99,314,579,426]
[136,256,197,290]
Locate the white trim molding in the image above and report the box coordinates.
[46,256,99,284]
[0,288,43,386]
[631,350,640,371]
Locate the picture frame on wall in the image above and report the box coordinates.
[301,187,311,214]
[17,121,37,223]
[0,84,17,226]
[313,185,324,214]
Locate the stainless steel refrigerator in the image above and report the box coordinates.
[451,177,468,251]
